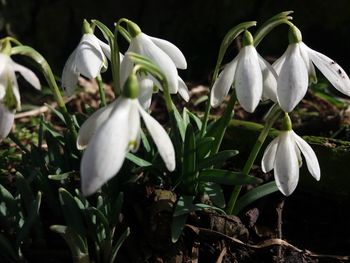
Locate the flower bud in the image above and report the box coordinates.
[288,25,302,44]
[242,30,254,46]
[123,74,139,99]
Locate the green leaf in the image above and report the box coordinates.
[193,203,226,214]
[58,188,86,239]
[86,207,111,242]
[0,184,17,215]
[172,101,186,141]
[196,136,215,160]
[126,153,152,167]
[171,214,188,243]
[173,195,195,217]
[48,171,74,180]
[45,103,66,124]
[140,130,151,153]
[109,192,124,227]
[15,173,34,215]
[0,233,18,260]
[16,191,42,248]
[91,20,114,43]
[186,109,203,131]
[198,169,262,185]
[198,150,239,170]
[110,227,130,263]
[203,182,226,208]
[254,11,293,47]
[182,124,197,194]
[50,225,89,261]
[233,181,279,214]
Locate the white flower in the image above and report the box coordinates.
[79,96,176,196]
[274,35,350,112]
[261,130,320,196]
[0,53,41,139]
[61,34,111,95]
[120,33,188,98]
[211,42,277,112]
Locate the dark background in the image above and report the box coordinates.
[1,0,350,83]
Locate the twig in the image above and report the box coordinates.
[186,224,350,261]
[216,246,227,263]
[276,198,285,262]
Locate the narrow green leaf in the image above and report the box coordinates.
[193,203,226,215]
[45,103,66,124]
[198,169,262,185]
[173,195,195,217]
[48,171,74,180]
[233,181,279,214]
[196,136,215,160]
[126,153,152,167]
[50,225,89,260]
[16,191,42,248]
[110,192,124,227]
[0,184,17,215]
[140,130,151,153]
[198,150,239,170]
[203,182,225,208]
[58,188,86,239]
[0,233,18,259]
[182,124,197,194]
[172,101,186,141]
[110,227,130,263]
[171,214,188,243]
[15,173,35,215]
[186,109,203,131]
[86,207,111,242]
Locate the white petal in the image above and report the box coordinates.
[128,100,141,152]
[277,44,309,112]
[258,55,278,102]
[210,57,238,107]
[178,77,189,102]
[97,39,111,60]
[272,52,287,75]
[138,78,154,109]
[61,49,80,95]
[0,54,10,76]
[77,100,117,150]
[81,98,131,196]
[120,52,134,88]
[76,34,105,79]
[292,131,320,181]
[274,131,299,196]
[138,103,175,171]
[261,136,279,172]
[12,62,41,90]
[235,46,263,113]
[0,103,15,140]
[299,43,317,84]
[135,33,179,93]
[306,44,350,96]
[149,35,187,69]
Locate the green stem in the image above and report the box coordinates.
[96,75,106,107]
[112,27,121,96]
[212,92,237,155]
[226,103,282,214]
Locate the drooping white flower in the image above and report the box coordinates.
[211,31,277,112]
[120,21,188,102]
[61,33,111,95]
[79,75,176,196]
[0,53,41,140]
[274,26,350,112]
[261,114,320,196]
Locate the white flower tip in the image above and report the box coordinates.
[76,140,87,150]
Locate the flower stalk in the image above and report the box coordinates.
[226,103,282,214]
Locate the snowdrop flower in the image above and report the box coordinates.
[0,52,41,140]
[61,20,111,95]
[120,20,189,103]
[79,74,175,196]
[274,26,350,112]
[211,31,278,112]
[261,114,320,196]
